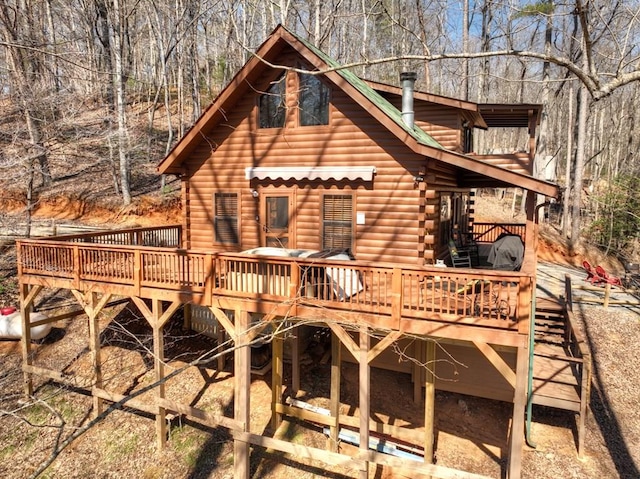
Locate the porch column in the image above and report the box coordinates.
[234,309,251,479]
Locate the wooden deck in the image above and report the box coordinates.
[14,225,591,479]
[17,225,534,347]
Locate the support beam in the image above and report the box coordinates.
[473,340,516,388]
[87,292,104,416]
[413,339,424,403]
[368,330,402,364]
[359,326,370,479]
[508,345,529,479]
[424,339,436,464]
[327,322,359,360]
[152,299,167,450]
[234,308,251,479]
[271,331,284,431]
[209,306,236,339]
[291,324,300,393]
[19,284,38,396]
[182,303,192,330]
[329,331,342,452]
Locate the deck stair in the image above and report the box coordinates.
[530,299,591,456]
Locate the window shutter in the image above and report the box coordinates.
[214,193,238,244]
[322,195,353,250]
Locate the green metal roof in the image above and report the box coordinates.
[288,28,443,150]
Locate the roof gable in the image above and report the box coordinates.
[157,25,558,198]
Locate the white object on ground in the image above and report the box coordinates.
[0,310,51,340]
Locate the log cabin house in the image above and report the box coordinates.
[16,25,591,479]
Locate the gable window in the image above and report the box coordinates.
[259,73,286,128]
[322,194,353,251]
[299,73,330,126]
[214,193,239,244]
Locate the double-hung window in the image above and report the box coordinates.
[322,194,353,251]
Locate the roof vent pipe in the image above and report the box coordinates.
[400,71,417,129]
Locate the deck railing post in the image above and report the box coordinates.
[72,244,81,289]
[289,261,300,317]
[204,253,214,305]
[134,250,142,296]
[391,268,403,329]
[517,275,532,335]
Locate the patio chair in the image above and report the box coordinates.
[583,260,602,285]
[453,229,479,266]
[595,265,622,287]
[448,240,472,268]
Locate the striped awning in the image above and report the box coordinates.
[245,166,376,181]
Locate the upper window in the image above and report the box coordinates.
[214,193,239,244]
[299,73,330,126]
[322,194,353,251]
[259,74,286,128]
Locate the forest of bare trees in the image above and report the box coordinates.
[1,0,640,258]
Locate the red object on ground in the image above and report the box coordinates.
[1,306,17,316]
[583,260,603,285]
[595,265,622,287]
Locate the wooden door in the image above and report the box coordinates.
[261,193,294,248]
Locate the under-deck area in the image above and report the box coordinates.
[14,225,590,479]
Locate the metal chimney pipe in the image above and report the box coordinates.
[400,71,417,128]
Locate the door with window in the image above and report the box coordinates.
[261,193,294,248]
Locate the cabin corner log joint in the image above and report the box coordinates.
[14,25,590,479]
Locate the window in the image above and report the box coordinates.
[299,73,330,126]
[322,194,353,251]
[214,193,238,244]
[259,73,286,128]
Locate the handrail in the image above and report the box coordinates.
[17,239,533,329]
[47,224,182,248]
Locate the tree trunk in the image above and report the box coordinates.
[571,79,588,243]
[562,84,574,238]
[111,0,131,205]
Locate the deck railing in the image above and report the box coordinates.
[471,222,526,243]
[17,237,532,329]
[53,225,182,248]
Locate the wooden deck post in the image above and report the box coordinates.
[413,339,423,403]
[234,308,251,479]
[328,330,342,452]
[271,329,284,431]
[508,344,529,479]
[19,283,37,397]
[291,326,300,394]
[182,303,192,330]
[87,292,104,416]
[151,299,167,450]
[424,338,436,464]
[359,326,370,479]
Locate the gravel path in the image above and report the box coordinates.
[530,261,640,478]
